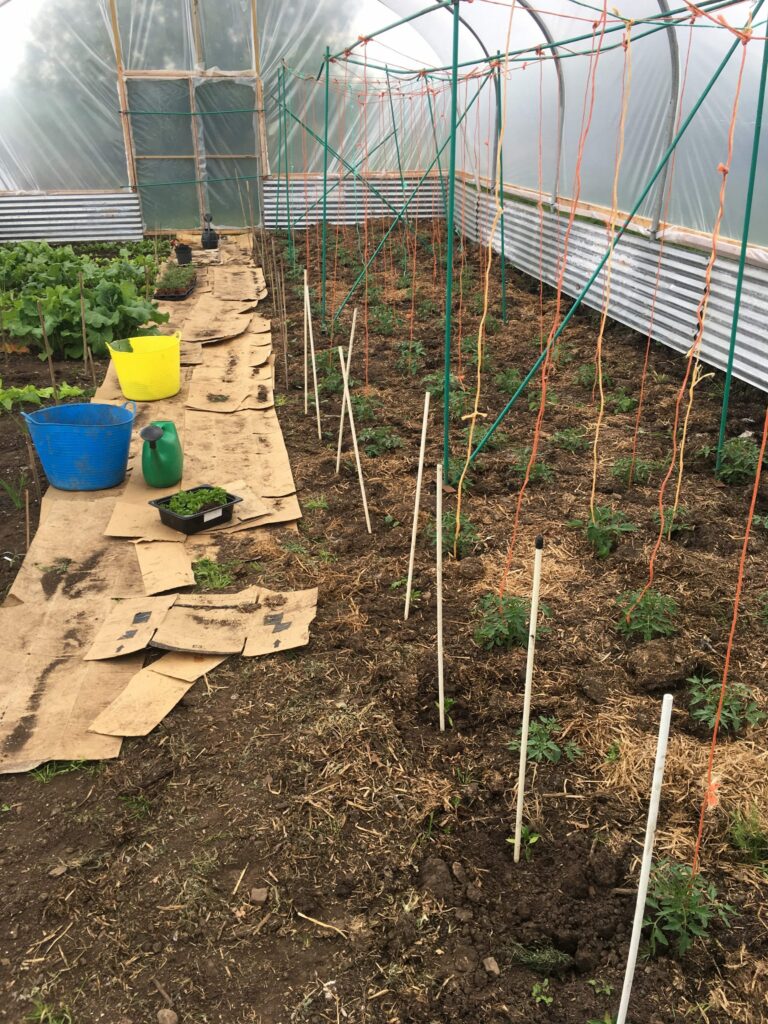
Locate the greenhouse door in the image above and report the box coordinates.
[126,78,262,232]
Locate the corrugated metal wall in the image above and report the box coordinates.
[457,182,768,395]
[263,174,446,228]
[0,193,143,242]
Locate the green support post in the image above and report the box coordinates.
[442,0,462,478]
[321,47,331,322]
[716,35,768,473]
[496,51,507,323]
[275,66,284,231]
[426,87,448,215]
[331,71,492,326]
[469,9,763,466]
[279,67,295,268]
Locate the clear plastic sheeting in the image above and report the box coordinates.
[0,0,766,242]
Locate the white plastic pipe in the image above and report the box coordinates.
[513,535,545,863]
[305,281,322,440]
[616,692,674,1024]
[303,269,309,416]
[405,391,431,621]
[338,346,371,534]
[336,308,358,474]
[436,462,445,732]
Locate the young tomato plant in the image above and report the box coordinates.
[687,673,765,735]
[616,589,678,641]
[473,593,550,650]
[644,860,732,957]
[569,505,637,558]
[507,716,581,764]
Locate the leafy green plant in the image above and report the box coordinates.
[608,388,637,413]
[611,456,657,486]
[424,370,466,421]
[396,340,425,375]
[644,860,732,957]
[358,426,403,457]
[369,303,403,336]
[575,363,613,390]
[653,505,695,539]
[729,806,768,865]
[0,378,84,412]
[437,696,457,728]
[715,436,762,485]
[390,577,421,607]
[507,716,580,764]
[687,673,764,735]
[154,263,197,294]
[509,445,553,485]
[552,427,587,452]
[616,589,678,641]
[604,742,621,764]
[531,979,553,1006]
[446,456,475,492]
[193,558,236,590]
[426,510,480,559]
[527,386,557,413]
[168,486,229,516]
[31,760,90,783]
[474,593,550,650]
[494,366,523,396]
[1,240,169,358]
[507,826,541,861]
[588,1015,617,1024]
[569,505,637,558]
[587,978,613,997]
[351,393,381,423]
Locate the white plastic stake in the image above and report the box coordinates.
[305,281,322,440]
[436,462,445,732]
[303,269,309,416]
[405,391,431,620]
[336,308,358,474]
[616,693,674,1024]
[338,346,371,534]
[513,535,545,863]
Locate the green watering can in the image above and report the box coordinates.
[140,421,183,488]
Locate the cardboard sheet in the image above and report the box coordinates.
[243,587,319,657]
[135,541,195,595]
[84,595,178,660]
[89,669,192,737]
[105,500,186,542]
[150,588,261,655]
[211,266,260,302]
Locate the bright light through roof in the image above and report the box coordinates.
[0,0,46,84]
[348,0,442,71]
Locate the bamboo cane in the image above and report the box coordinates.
[338,346,371,533]
[305,281,322,439]
[405,391,431,620]
[336,308,358,474]
[36,302,58,403]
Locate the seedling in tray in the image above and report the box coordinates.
[149,484,242,535]
[154,263,197,299]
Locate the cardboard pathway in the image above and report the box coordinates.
[0,238,316,773]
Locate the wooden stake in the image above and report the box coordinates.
[436,462,445,732]
[78,273,97,387]
[36,301,58,403]
[305,282,322,440]
[338,346,371,534]
[23,432,42,504]
[24,488,30,551]
[513,535,545,862]
[405,391,431,620]
[336,308,358,474]
[616,693,674,1024]
[303,270,309,416]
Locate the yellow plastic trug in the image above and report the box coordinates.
[107,333,181,401]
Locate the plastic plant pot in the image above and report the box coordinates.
[148,484,242,535]
[175,244,193,265]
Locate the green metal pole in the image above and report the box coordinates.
[321,47,331,321]
[469,10,762,465]
[278,67,286,230]
[716,35,768,473]
[496,51,507,323]
[331,71,492,325]
[442,0,461,477]
[280,67,295,267]
[426,87,448,215]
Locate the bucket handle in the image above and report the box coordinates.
[122,401,138,418]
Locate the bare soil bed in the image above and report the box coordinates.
[0,223,766,1023]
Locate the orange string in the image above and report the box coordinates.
[692,404,768,874]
